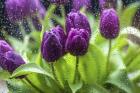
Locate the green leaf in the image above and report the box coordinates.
[127,54,140,73]
[107,69,134,93]
[110,50,126,71]
[117,27,140,67]
[120,2,140,28]
[129,70,140,82]
[25,72,62,93]
[29,31,41,49]
[63,54,76,83]
[26,73,53,93]
[63,81,73,93]
[8,36,31,56]
[11,63,63,93]
[36,52,43,66]
[69,81,83,93]
[123,42,139,67]
[11,63,53,78]
[86,13,97,34]
[133,83,140,93]
[8,37,24,53]
[54,58,69,86]
[79,44,106,84]
[0,70,10,80]
[7,79,37,93]
[44,76,64,93]
[76,83,109,93]
[93,30,107,46]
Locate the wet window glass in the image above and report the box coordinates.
[0,0,140,93]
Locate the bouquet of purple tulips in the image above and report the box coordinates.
[0,0,140,93]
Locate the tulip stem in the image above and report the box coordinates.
[51,63,58,81]
[74,56,79,83]
[18,22,26,37]
[24,77,44,93]
[107,39,112,77]
[61,5,66,33]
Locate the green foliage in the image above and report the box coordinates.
[7,79,37,93]
[76,84,109,93]
[11,63,53,78]
[120,2,140,28]
[1,1,140,93]
[79,44,106,84]
[0,70,10,80]
[107,69,133,93]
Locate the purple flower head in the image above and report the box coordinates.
[100,8,120,39]
[5,0,41,22]
[0,51,25,73]
[0,40,13,54]
[41,26,66,62]
[72,0,91,11]
[50,0,68,4]
[99,0,117,12]
[66,11,91,35]
[65,28,89,56]
[51,26,66,54]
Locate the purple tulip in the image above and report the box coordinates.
[41,26,66,62]
[5,0,41,22]
[72,0,91,11]
[0,51,25,73]
[0,40,13,54]
[100,8,120,39]
[66,11,91,35]
[50,0,68,4]
[51,26,66,54]
[65,28,89,56]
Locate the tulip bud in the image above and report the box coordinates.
[51,26,66,54]
[0,40,13,54]
[66,11,91,35]
[5,0,41,22]
[100,8,120,39]
[65,28,89,56]
[0,51,25,73]
[72,0,91,11]
[41,26,66,62]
